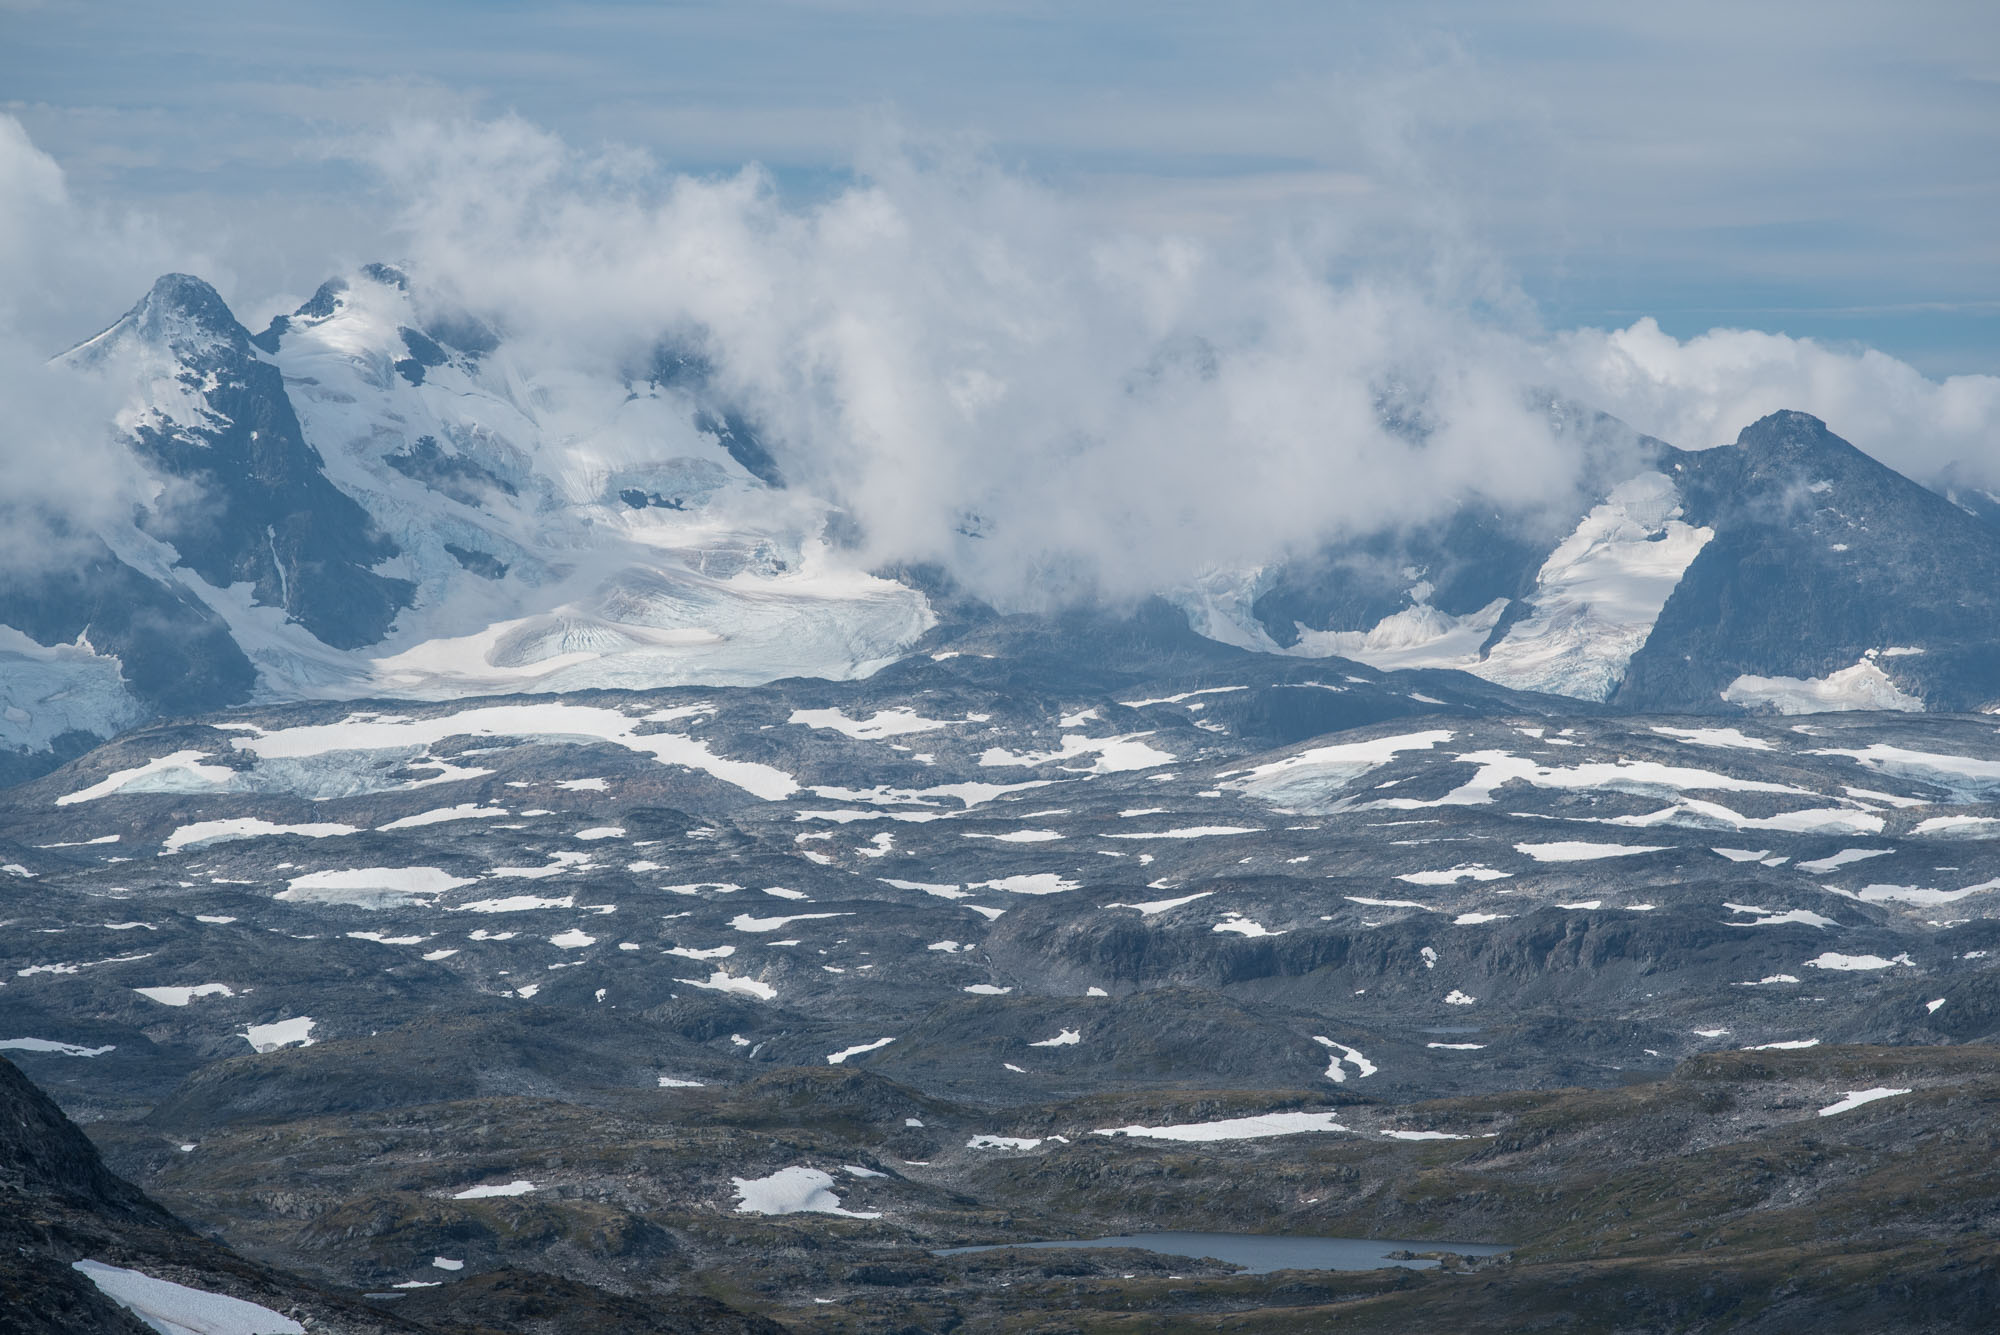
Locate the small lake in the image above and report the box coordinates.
[934,1232,1510,1274]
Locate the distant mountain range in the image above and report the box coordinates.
[4,265,1996,783]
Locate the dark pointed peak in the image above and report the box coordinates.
[250,314,289,355]
[141,272,237,325]
[293,277,348,320]
[1737,408,1829,439]
[137,273,249,347]
[1734,410,1842,457]
[60,273,252,362]
[642,337,715,392]
[360,261,409,290]
[1730,409,1884,479]
[1709,408,1991,541]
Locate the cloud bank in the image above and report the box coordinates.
[5,112,1998,605]
[0,119,193,566]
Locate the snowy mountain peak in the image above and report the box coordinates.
[9,268,2000,788]
[64,272,250,365]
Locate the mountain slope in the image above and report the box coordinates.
[1225,411,2000,715]
[65,274,415,649]
[1619,410,2000,712]
[1,267,936,782]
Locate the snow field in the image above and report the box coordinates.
[732,1166,880,1217]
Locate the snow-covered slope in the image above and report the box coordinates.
[1283,471,1712,701]
[1,267,933,777]
[1201,411,2000,715]
[251,267,931,698]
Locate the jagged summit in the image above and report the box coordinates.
[1730,409,1883,475]
[62,272,250,364]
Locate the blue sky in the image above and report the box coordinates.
[3,0,1997,373]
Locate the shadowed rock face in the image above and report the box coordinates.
[110,274,414,650]
[0,527,256,785]
[0,1054,235,1335]
[1618,410,2000,712]
[1246,410,2000,714]
[1,1054,171,1225]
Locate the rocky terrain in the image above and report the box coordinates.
[7,599,2000,1329]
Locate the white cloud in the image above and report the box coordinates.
[366,117,2000,606]
[3,108,1998,606]
[1550,318,2000,480]
[369,118,1591,606]
[0,118,178,560]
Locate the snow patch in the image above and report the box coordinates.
[134,984,235,1006]
[1652,725,1773,751]
[790,707,946,739]
[980,732,1175,774]
[1515,841,1667,862]
[678,970,777,1000]
[1803,951,1912,971]
[1819,1087,1912,1117]
[1104,825,1262,840]
[243,1017,314,1052]
[1314,1037,1376,1082]
[1398,866,1510,885]
[453,1180,536,1199]
[1229,730,1453,808]
[973,873,1078,896]
[231,703,800,800]
[1797,848,1892,873]
[729,911,850,932]
[457,894,575,913]
[0,1038,116,1058]
[1724,659,1922,715]
[1093,1111,1350,1142]
[378,804,508,831]
[733,1166,880,1217]
[279,867,473,909]
[1104,890,1212,915]
[71,1260,304,1335]
[827,1036,897,1064]
[163,818,359,852]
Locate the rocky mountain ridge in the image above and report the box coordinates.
[5,267,1998,790]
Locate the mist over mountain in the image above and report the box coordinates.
[2,143,1998,783]
[5,114,1998,625]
